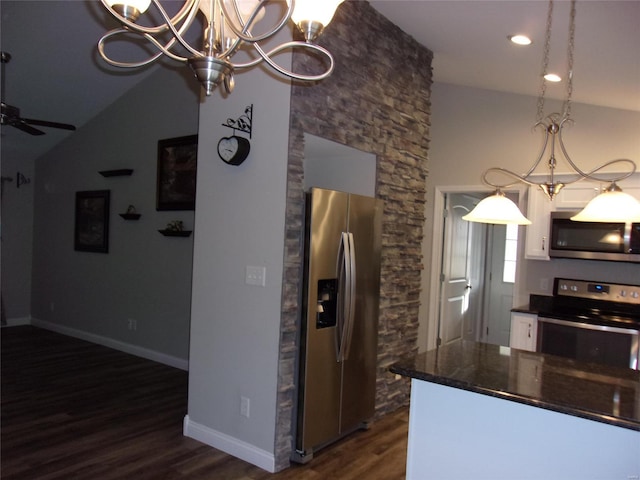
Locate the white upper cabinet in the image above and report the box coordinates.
[524,173,639,260]
[553,180,601,209]
[524,186,555,260]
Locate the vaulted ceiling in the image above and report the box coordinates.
[1,1,638,165]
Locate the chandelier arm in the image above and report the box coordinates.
[201,0,276,60]
[519,122,551,179]
[217,0,294,59]
[567,159,636,184]
[99,0,197,36]
[141,32,192,62]
[223,0,262,35]
[218,36,244,61]
[98,0,202,66]
[219,0,294,44]
[98,29,190,68]
[98,30,170,67]
[151,0,204,58]
[232,41,335,81]
[556,122,636,183]
[482,167,539,190]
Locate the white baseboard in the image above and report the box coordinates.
[3,316,31,327]
[30,318,189,371]
[183,415,276,473]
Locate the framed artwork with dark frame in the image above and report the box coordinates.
[156,134,198,211]
[75,190,110,253]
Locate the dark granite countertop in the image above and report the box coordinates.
[390,341,640,431]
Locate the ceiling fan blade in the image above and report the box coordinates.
[22,118,76,131]
[12,120,45,136]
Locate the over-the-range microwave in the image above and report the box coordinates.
[549,211,640,263]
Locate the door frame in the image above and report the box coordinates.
[426,184,527,351]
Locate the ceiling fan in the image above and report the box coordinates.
[1,51,76,136]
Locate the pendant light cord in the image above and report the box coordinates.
[536,0,554,123]
[563,0,576,120]
[537,0,576,123]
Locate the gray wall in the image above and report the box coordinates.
[28,66,199,364]
[185,2,432,472]
[185,26,293,472]
[1,153,34,323]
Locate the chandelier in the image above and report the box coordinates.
[97,0,344,96]
[463,0,640,225]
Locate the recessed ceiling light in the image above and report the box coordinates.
[544,73,562,82]
[508,35,532,46]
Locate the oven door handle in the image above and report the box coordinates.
[538,317,640,336]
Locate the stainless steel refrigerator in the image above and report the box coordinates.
[292,187,382,463]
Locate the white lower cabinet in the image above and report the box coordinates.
[509,312,538,352]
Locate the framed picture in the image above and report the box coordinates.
[75,190,110,253]
[156,134,198,210]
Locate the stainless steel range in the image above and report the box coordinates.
[534,278,640,370]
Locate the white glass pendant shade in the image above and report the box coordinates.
[289,0,344,27]
[570,189,640,222]
[462,192,532,225]
[106,0,151,14]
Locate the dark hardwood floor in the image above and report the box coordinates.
[1,326,408,479]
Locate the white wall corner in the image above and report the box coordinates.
[30,318,189,371]
[182,415,276,473]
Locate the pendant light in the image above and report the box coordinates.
[462,191,532,225]
[464,0,639,225]
[570,183,640,222]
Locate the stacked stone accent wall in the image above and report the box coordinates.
[274,2,433,470]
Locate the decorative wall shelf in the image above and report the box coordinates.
[99,169,134,177]
[119,213,141,220]
[158,229,192,237]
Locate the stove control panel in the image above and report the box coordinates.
[555,278,640,305]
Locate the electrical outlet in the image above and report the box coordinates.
[127,318,137,331]
[540,278,549,292]
[245,266,266,287]
[50,302,55,312]
[240,396,250,418]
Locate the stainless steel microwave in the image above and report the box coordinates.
[549,211,640,263]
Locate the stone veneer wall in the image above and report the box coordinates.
[273,2,433,471]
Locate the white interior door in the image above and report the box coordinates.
[428,186,525,352]
[438,194,483,345]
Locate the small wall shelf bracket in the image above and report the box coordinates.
[221,104,253,139]
[1,171,31,189]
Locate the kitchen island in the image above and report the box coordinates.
[391,341,640,480]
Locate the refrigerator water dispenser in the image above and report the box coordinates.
[316,279,337,329]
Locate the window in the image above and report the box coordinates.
[503,223,518,283]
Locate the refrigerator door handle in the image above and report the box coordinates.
[342,232,357,360]
[336,232,352,362]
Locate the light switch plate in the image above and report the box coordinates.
[245,266,266,287]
